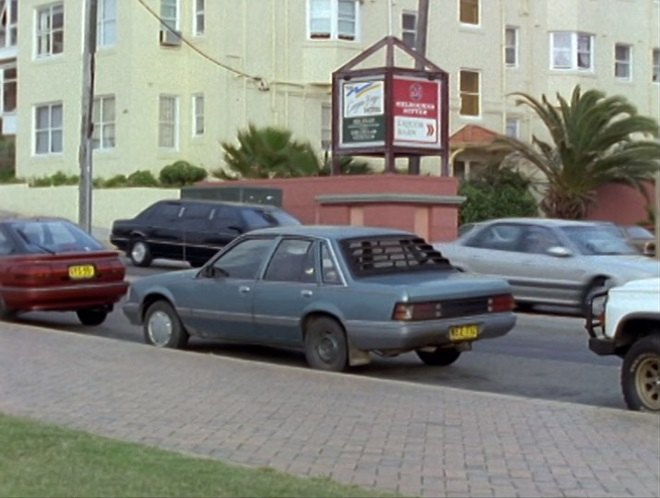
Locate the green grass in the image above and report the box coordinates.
[0,413,392,497]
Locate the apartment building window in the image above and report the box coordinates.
[36,3,64,58]
[653,49,660,82]
[159,95,178,149]
[614,44,632,80]
[321,103,331,151]
[505,27,518,67]
[459,70,480,117]
[505,117,520,139]
[194,0,205,36]
[309,0,358,41]
[550,32,593,71]
[92,96,115,150]
[0,0,18,49]
[193,94,204,136]
[402,11,417,49]
[97,0,117,48]
[459,0,479,25]
[161,0,179,31]
[34,102,63,155]
[1,64,16,113]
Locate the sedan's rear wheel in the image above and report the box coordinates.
[130,239,153,267]
[76,309,108,326]
[304,317,348,372]
[144,300,189,349]
[416,347,461,366]
[621,335,660,412]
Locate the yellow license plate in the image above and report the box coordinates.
[68,265,96,280]
[449,324,479,341]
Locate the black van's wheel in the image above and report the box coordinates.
[144,300,189,349]
[130,239,152,267]
[621,335,660,412]
[416,347,461,366]
[304,317,348,372]
[76,309,108,326]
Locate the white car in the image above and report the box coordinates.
[586,278,660,412]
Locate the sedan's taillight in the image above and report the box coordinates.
[488,294,515,313]
[392,302,442,321]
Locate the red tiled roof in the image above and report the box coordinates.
[449,125,501,148]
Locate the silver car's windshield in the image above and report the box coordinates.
[560,226,639,255]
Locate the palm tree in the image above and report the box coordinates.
[217,124,320,180]
[497,86,660,219]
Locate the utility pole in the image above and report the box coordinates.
[408,0,429,175]
[78,0,98,233]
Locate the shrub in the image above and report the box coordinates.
[159,161,207,187]
[126,170,159,187]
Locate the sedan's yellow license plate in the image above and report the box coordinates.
[449,324,479,341]
[68,265,96,280]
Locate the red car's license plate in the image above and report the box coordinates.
[68,265,95,280]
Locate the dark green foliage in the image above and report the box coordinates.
[159,160,208,187]
[497,86,660,219]
[319,154,373,175]
[126,170,159,187]
[459,165,538,224]
[29,171,79,187]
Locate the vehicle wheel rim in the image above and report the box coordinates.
[132,242,146,263]
[317,332,338,363]
[635,356,660,411]
[148,310,173,346]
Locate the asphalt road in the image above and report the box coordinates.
[11,258,626,411]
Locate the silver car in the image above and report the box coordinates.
[435,218,660,314]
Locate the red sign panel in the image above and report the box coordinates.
[392,76,443,150]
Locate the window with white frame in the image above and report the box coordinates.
[402,11,417,49]
[161,0,179,31]
[192,94,204,136]
[459,70,480,117]
[159,95,178,149]
[194,0,205,36]
[550,32,593,71]
[614,44,632,80]
[654,49,660,83]
[0,0,18,49]
[505,116,520,139]
[36,3,64,58]
[34,102,63,155]
[97,0,117,48]
[505,26,518,67]
[321,103,331,150]
[459,0,479,25]
[308,0,358,41]
[1,64,16,113]
[92,96,115,150]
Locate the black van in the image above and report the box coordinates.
[110,199,300,267]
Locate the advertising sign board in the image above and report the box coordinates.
[392,76,442,150]
[339,79,386,148]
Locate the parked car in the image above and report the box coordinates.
[123,225,517,371]
[614,225,656,257]
[0,217,128,325]
[435,218,660,314]
[110,199,301,268]
[586,278,660,412]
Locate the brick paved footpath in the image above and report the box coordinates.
[1,323,658,498]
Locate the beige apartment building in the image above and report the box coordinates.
[2,0,659,181]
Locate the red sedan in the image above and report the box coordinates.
[0,217,128,325]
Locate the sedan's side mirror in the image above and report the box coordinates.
[547,246,572,258]
[199,265,228,279]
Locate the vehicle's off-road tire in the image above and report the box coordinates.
[581,277,611,317]
[144,300,189,349]
[129,239,153,267]
[0,296,16,321]
[76,309,108,326]
[416,347,461,366]
[304,317,348,372]
[621,335,660,412]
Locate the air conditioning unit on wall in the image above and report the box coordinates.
[159,29,182,47]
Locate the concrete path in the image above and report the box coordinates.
[1,323,658,498]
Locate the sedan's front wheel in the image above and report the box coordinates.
[416,347,461,366]
[130,239,153,267]
[304,317,348,372]
[144,301,189,349]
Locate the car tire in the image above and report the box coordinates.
[130,239,153,267]
[0,296,16,321]
[581,277,611,317]
[621,335,660,412]
[416,347,461,366]
[76,309,108,326]
[144,300,189,349]
[304,317,348,372]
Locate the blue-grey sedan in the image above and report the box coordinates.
[124,226,516,371]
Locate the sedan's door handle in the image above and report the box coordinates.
[238,285,251,294]
[301,289,313,298]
